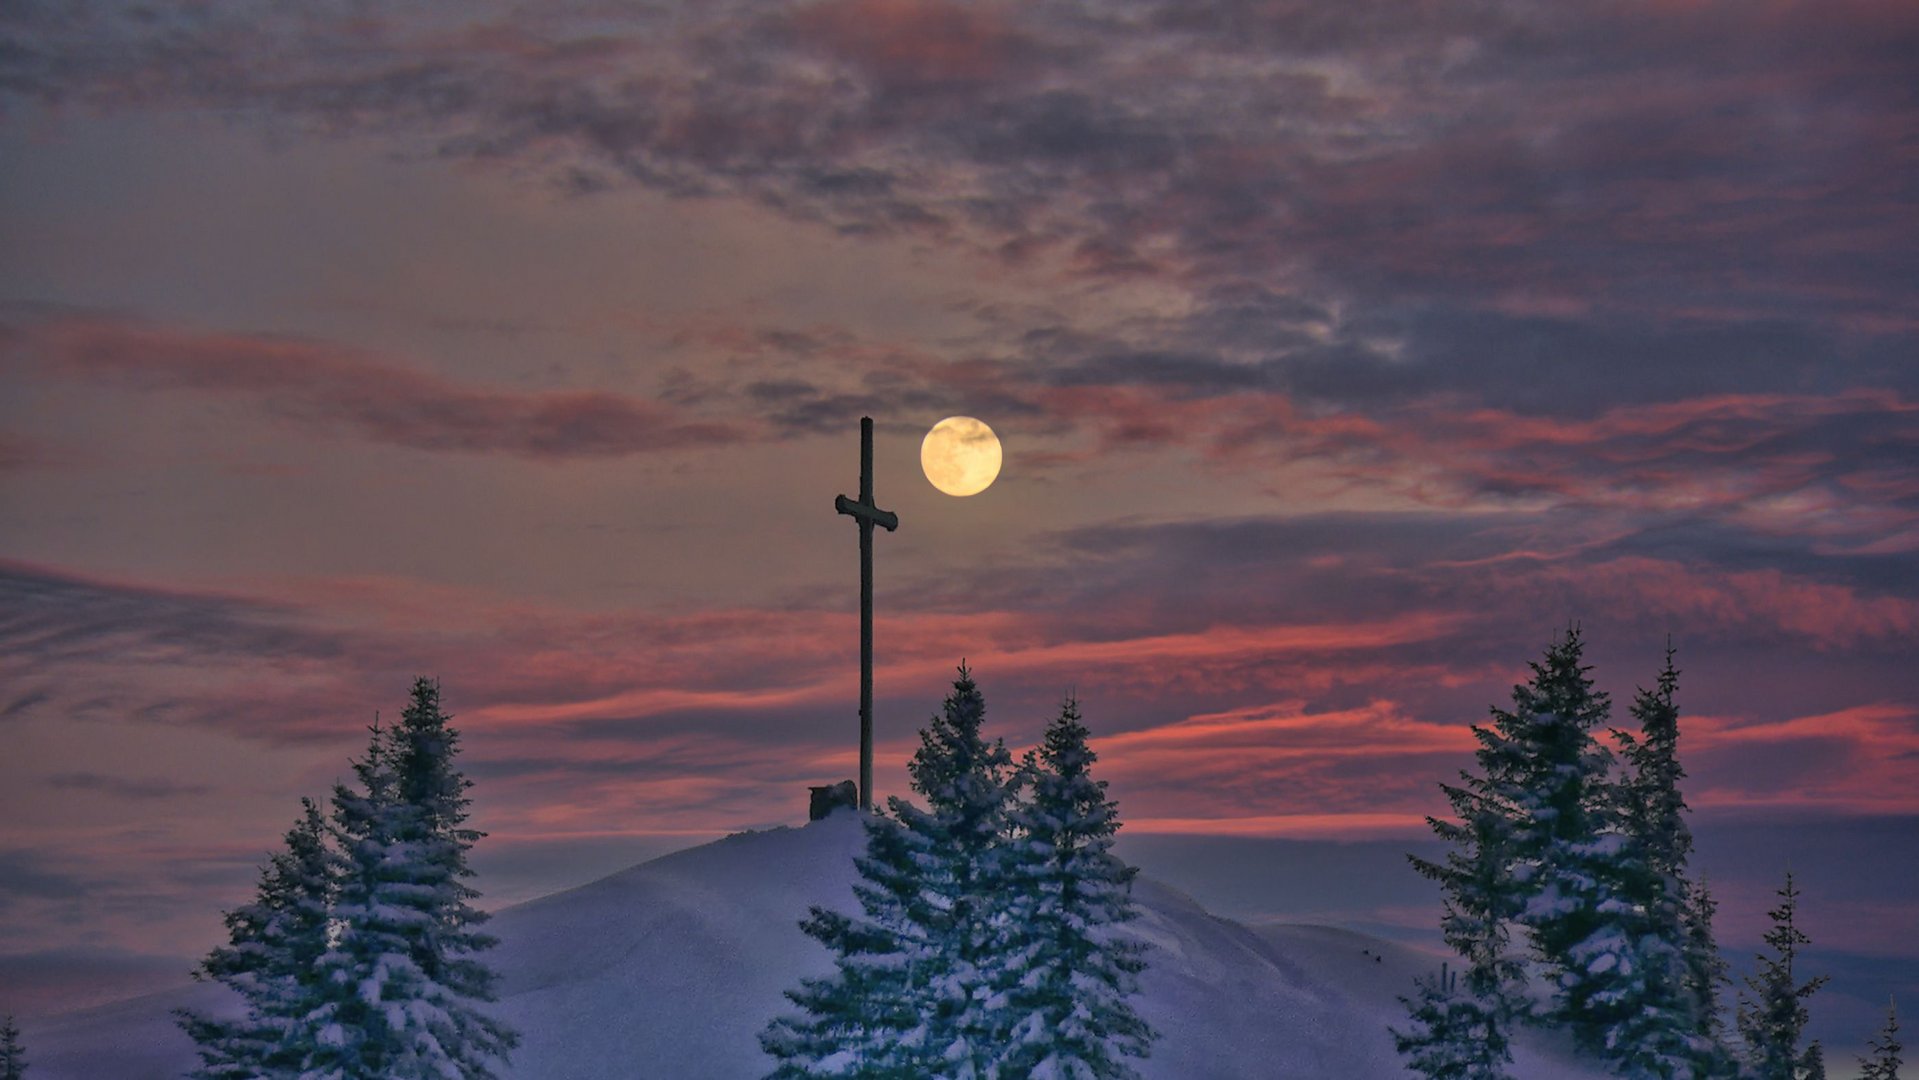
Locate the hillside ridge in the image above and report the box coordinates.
[27,812,1606,1079]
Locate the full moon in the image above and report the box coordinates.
[921,416,1002,497]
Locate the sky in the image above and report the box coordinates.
[1,0,1915,1059]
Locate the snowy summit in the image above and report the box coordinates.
[28,811,1610,1079]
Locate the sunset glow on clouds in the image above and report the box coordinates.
[2,0,1915,1038]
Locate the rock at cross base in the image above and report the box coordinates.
[808,781,859,822]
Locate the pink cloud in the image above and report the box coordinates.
[1087,699,1475,829]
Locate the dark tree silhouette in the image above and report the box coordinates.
[1859,1000,1902,1080]
[1,1014,26,1080]
[1735,872,1828,1080]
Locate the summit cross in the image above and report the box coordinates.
[834,416,898,811]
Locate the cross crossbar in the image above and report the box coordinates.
[835,494,898,531]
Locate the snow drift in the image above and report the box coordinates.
[27,811,1609,1078]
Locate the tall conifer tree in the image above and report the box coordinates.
[1409,770,1524,1014]
[1415,627,1621,1035]
[177,798,335,1078]
[1735,872,1827,1080]
[1410,629,1736,1070]
[303,679,517,1079]
[1680,877,1737,1078]
[1480,627,1622,1037]
[762,809,936,1077]
[763,666,1016,1078]
[998,697,1154,1079]
[0,1015,25,1080]
[1617,649,1693,901]
[1406,707,1527,1077]
[1859,1000,1901,1080]
[1601,648,1719,1077]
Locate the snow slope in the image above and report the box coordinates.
[26,812,1609,1078]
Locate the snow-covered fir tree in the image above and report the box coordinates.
[1735,871,1827,1080]
[1800,1042,1827,1080]
[0,1014,25,1080]
[1392,963,1515,1080]
[1859,1000,1901,1080]
[1600,926,1701,1080]
[1405,772,1523,1080]
[998,697,1154,1079]
[1600,648,1719,1078]
[1417,627,1627,1038]
[1408,762,1525,1016]
[763,665,1017,1078]
[1481,627,1625,1041]
[303,679,517,1079]
[762,811,938,1077]
[1615,649,1693,883]
[882,664,1019,1075]
[1410,630,1741,1074]
[1681,877,1738,1079]
[176,797,335,1078]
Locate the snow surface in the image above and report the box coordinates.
[25,811,1613,1078]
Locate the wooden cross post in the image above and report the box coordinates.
[835,417,898,811]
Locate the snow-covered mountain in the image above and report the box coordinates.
[27,812,1609,1078]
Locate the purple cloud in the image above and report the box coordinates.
[6,312,752,459]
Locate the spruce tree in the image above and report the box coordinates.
[0,1014,25,1080]
[1600,648,1717,1078]
[303,679,517,1079]
[1412,629,1732,1069]
[177,798,336,1078]
[1859,1000,1901,1080]
[1680,877,1738,1079]
[1415,627,1621,1034]
[1602,933,1701,1080]
[1735,871,1827,1080]
[998,697,1155,1079]
[762,665,1016,1078]
[762,811,938,1077]
[1409,769,1525,1014]
[1483,627,1622,1038]
[1800,1042,1827,1080]
[1615,649,1693,913]
[1393,963,1515,1080]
